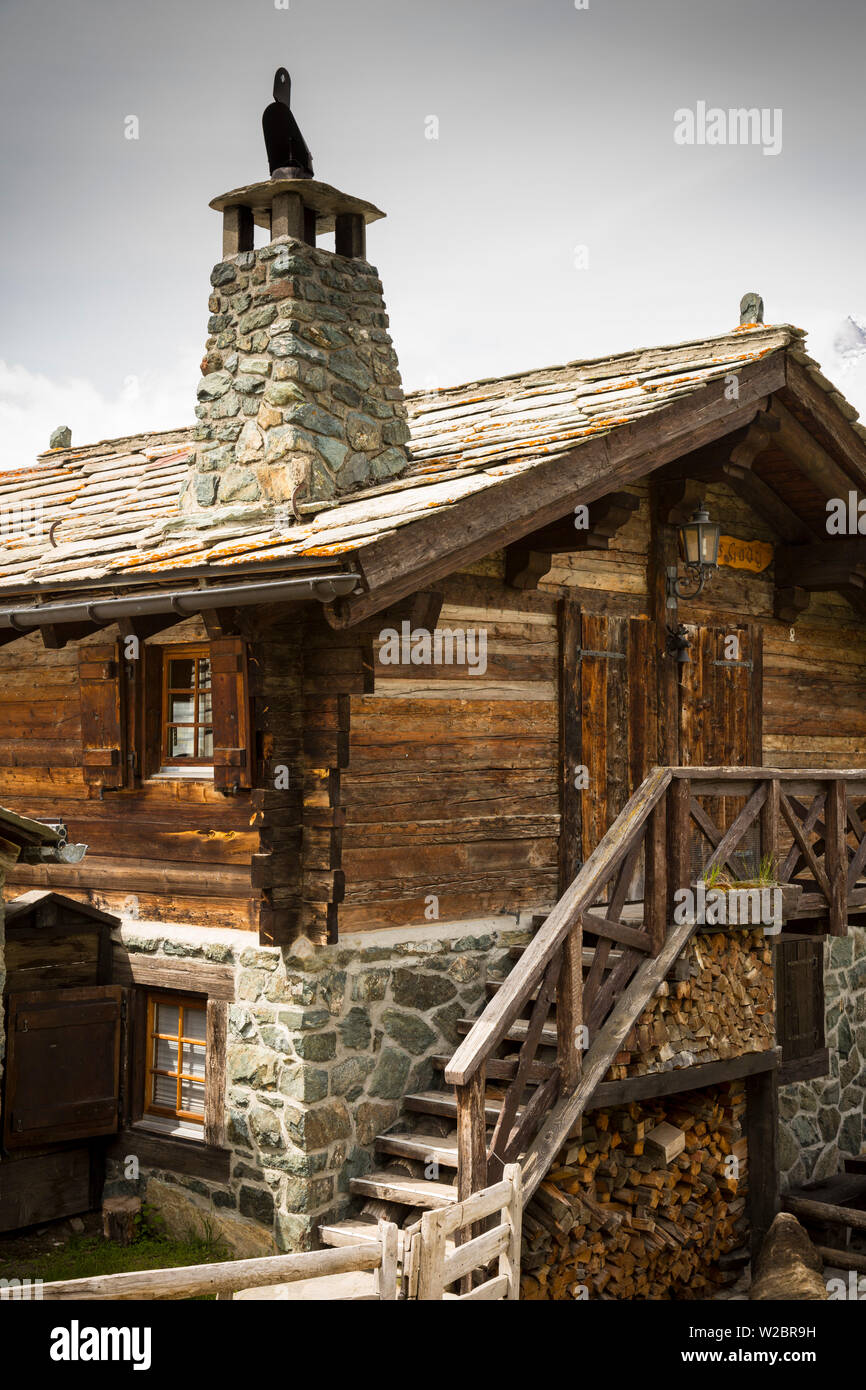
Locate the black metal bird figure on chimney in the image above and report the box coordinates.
[263,68,314,179]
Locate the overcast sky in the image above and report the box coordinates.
[1,0,864,465]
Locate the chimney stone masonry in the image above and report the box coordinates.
[185,188,411,513]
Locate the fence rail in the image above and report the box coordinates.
[38,1222,399,1301]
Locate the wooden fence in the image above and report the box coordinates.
[404,1164,522,1300]
[38,1219,399,1301]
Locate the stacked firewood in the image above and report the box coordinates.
[605,931,774,1081]
[521,1084,748,1300]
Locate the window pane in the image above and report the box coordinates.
[183,1043,206,1079]
[169,725,195,757]
[170,695,195,723]
[184,1007,207,1042]
[155,1003,180,1037]
[198,692,212,723]
[181,1080,206,1117]
[197,727,213,759]
[197,658,212,690]
[156,1037,179,1072]
[168,658,195,689]
[153,1073,178,1108]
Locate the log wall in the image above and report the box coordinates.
[0,621,256,930]
[0,475,862,940]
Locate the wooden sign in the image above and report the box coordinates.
[718,535,773,573]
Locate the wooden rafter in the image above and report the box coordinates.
[505,492,640,590]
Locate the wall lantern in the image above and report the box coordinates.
[666,501,722,603]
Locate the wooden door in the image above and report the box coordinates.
[2,984,123,1150]
[678,623,763,876]
[559,605,658,890]
[678,623,763,769]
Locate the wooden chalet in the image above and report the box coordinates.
[0,115,864,1295]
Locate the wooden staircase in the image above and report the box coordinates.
[321,765,866,1252]
[321,922,693,1246]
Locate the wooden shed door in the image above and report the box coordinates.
[678,623,763,768]
[2,985,123,1150]
[559,606,658,890]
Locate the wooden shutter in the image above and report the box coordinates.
[211,636,252,791]
[3,985,123,1149]
[678,624,763,768]
[79,642,126,788]
[775,938,827,1082]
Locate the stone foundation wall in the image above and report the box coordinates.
[105,917,531,1254]
[779,924,866,1188]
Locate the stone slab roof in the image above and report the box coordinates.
[0,323,860,597]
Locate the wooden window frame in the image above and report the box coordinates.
[129,987,226,1148]
[160,642,214,769]
[144,991,209,1128]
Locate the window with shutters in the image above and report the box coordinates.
[775,936,829,1084]
[161,643,214,767]
[143,993,208,1137]
[139,637,251,788]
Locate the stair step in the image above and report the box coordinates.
[432,1054,554,1084]
[404,1090,521,1125]
[349,1170,457,1209]
[456,1016,558,1047]
[376,1131,459,1167]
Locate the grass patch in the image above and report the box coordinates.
[0,1209,232,1291]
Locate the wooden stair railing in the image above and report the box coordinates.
[444,765,866,1208]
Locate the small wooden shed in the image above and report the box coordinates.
[0,891,121,1233]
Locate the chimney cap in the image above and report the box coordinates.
[739,292,764,326]
[209,176,385,238]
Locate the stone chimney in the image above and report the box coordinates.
[186,111,410,512]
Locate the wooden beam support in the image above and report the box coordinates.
[504,492,640,590]
[783,358,866,487]
[335,212,366,260]
[745,1067,779,1261]
[769,397,865,501]
[774,586,810,625]
[271,192,305,242]
[40,621,101,650]
[116,613,188,643]
[201,608,241,641]
[222,204,254,258]
[776,539,866,593]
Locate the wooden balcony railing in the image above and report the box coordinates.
[444,765,866,1205]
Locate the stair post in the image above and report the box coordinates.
[825,777,848,937]
[557,918,583,1091]
[667,775,691,918]
[644,794,668,953]
[455,1066,488,1201]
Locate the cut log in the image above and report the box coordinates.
[102,1196,141,1246]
